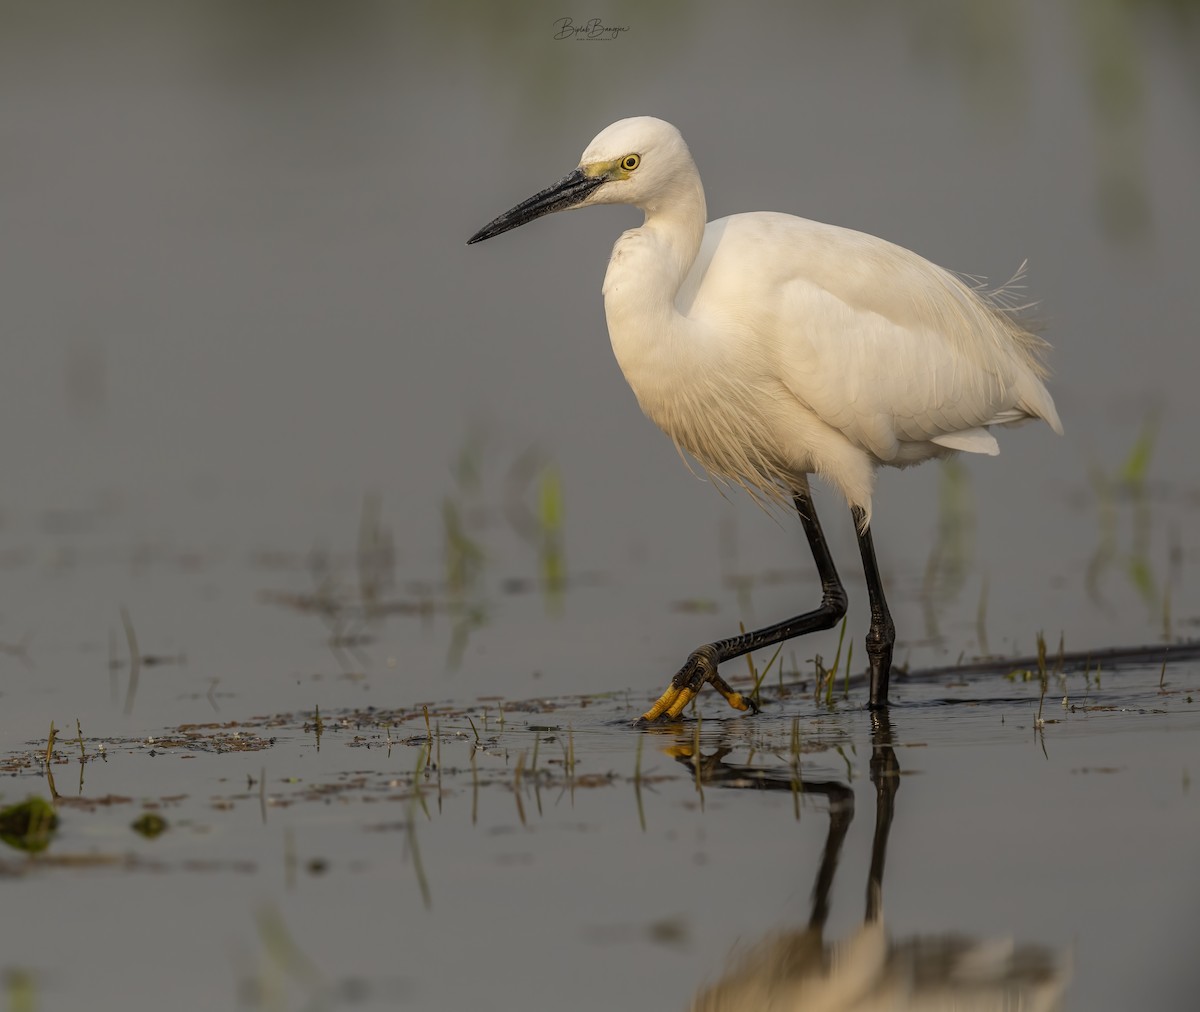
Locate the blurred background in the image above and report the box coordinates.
[1,0,1199,729]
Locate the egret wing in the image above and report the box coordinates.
[689,214,1058,462]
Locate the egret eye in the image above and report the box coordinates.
[621,154,640,172]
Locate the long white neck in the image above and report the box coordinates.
[602,167,707,368]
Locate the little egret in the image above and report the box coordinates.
[468,116,1061,720]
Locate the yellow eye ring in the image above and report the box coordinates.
[621,154,640,172]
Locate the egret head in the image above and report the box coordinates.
[467,117,694,244]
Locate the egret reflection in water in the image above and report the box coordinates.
[666,717,1070,1011]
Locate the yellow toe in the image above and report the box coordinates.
[641,684,685,722]
[719,690,751,712]
[664,686,698,720]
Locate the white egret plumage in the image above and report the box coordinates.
[468,116,1061,721]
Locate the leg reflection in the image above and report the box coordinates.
[679,715,1067,1011]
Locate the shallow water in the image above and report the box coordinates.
[4,664,1198,1009]
[2,2,1199,1009]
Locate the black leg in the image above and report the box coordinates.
[851,507,895,709]
[640,486,848,721]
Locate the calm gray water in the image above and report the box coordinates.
[1,2,1198,1009]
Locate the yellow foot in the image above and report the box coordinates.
[640,682,699,722]
[638,647,758,722]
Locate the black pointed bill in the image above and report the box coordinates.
[467,167,606,244]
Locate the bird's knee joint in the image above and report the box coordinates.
[866,620,895,653]
[823,587,848,623]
